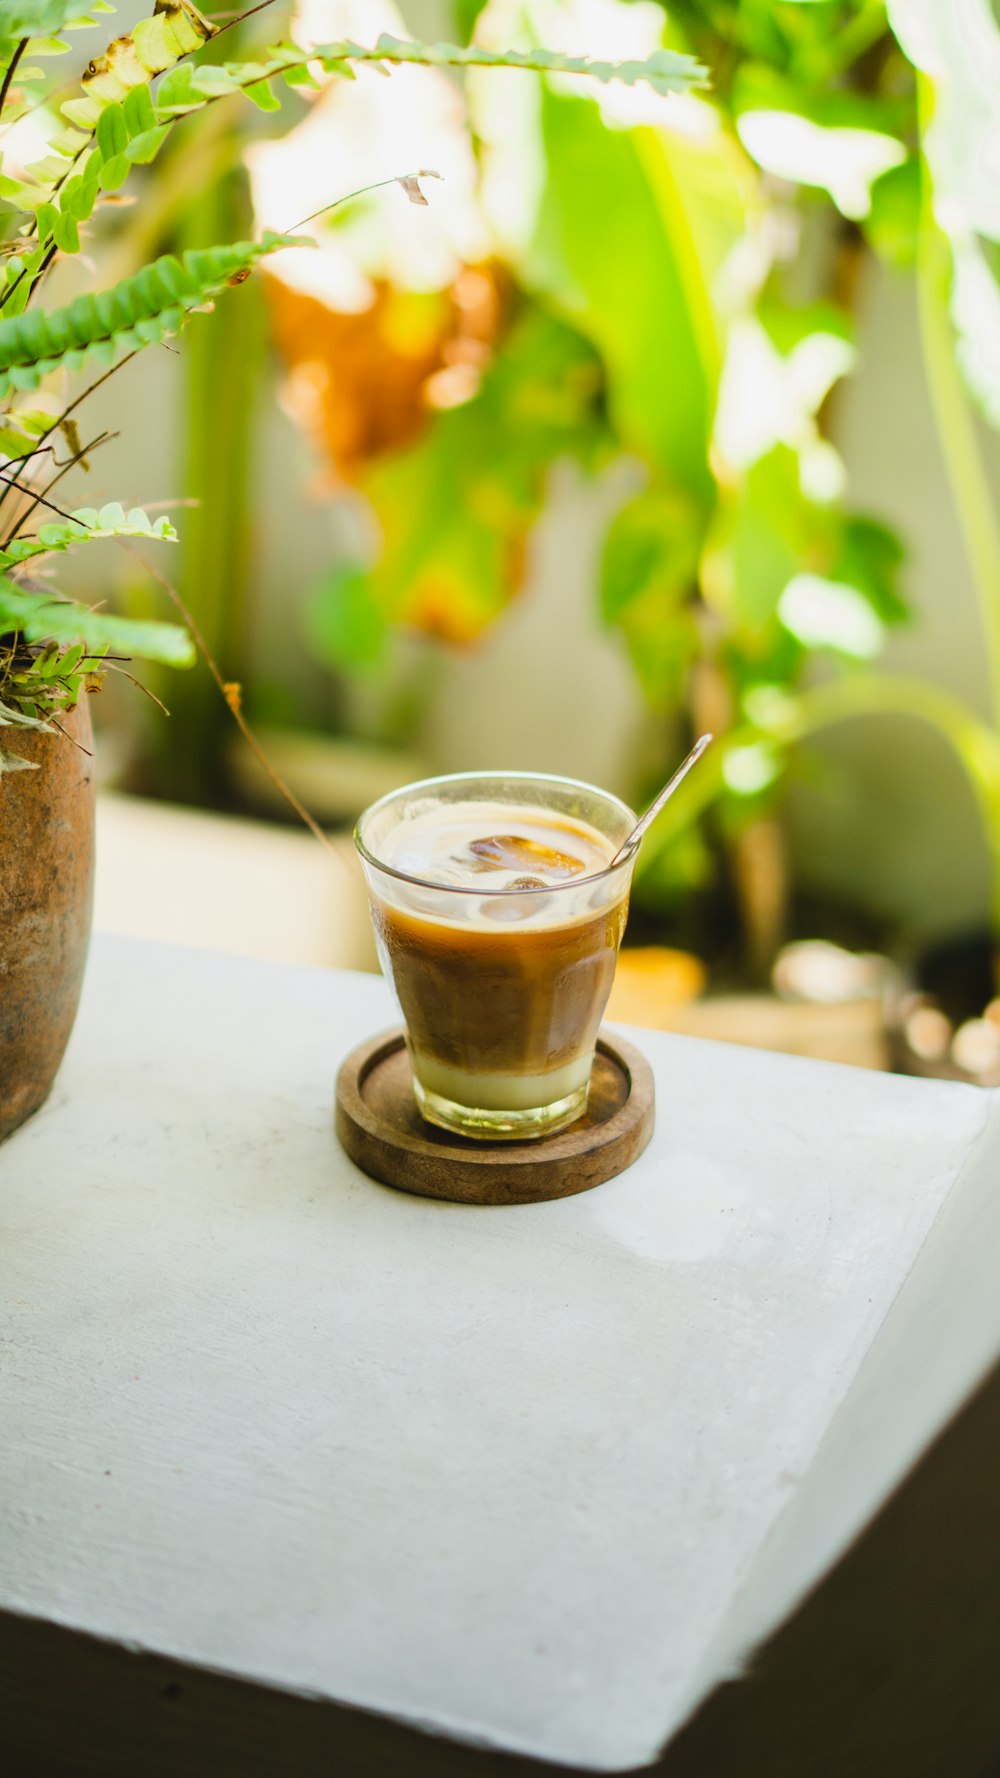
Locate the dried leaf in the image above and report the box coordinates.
[397,175,428,208]
[60,414,84,465]
[0,743,40,773]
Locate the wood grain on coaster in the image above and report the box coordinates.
[335,1028,655,1205]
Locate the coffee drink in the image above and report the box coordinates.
[356,776,636,1139]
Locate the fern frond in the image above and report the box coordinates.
[0,4,215,271]
[0,233,302,396]
[350,34,706,94]
[0,502,177,569]
[153,34,706,120]
[61,1,217,130]
[0,693,54,730]
[0,742,40,773]
[3,21,702,283]
[0,576,195,665]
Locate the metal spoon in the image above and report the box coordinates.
[609,733,714,868]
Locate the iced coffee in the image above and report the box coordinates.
[355,774,637,1139]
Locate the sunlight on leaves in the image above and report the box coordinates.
[737,110,906,219]
[778,572,886,658]
[721,740,782,796]
[714,317,853,481]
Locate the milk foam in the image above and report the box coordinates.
[378,799,613,891]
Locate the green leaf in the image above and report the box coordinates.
[0,502,178,570]
[307,566,388,672]
[0,577,195,666]
[55,1,216,133]
[51,206,80,253]
[243,76,280,112]
[60,171,99,219]
[0,425,40,458]
[454,0,491,45]
[600,488,702,622]
[2,2,92,44]
[0,695,55,730]
[97,151,129,190]
[280,63,320,90]
[532,89,717,505]
[347,309,608,646]
[831,514,909,625]
[95,100,127,160]
[865,157,921,268]
[24,36,71,56]
[122,80,156,138]
[0,233,305,397]
[3,1,88,29]
[731,64,908,220]
[125,123,171,164]
[600,488,703,706]
[707,447,813,644]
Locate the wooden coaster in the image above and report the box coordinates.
[335,1028,655,1206]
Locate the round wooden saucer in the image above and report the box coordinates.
[335,1028,655,1206]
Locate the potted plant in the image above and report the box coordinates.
[0,0,702,1138]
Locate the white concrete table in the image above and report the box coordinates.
[3,936,1000,1777]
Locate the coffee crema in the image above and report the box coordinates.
[376,800,614,901]
[367,800,630,1116]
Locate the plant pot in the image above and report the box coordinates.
[1,699,96,1141]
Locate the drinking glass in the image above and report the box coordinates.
[355,772,637,1140]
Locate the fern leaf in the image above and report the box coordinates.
[0,233,303,396]
[153,34,705,120]
[2,4,94,49]
[62,2,218,128]
[0,576,195,666]
[344,34,707,96]
[3,3,215,263]
[0,502,178,569]
[0,743,40,774]
[8,20,701,269]
[0,694,55,731]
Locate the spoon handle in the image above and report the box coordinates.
[610,733,714,868]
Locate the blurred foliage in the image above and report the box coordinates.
[312,305,608,652]
[7,1,1000,956]
[271,0,1000,954]
[0,3,691,774]
[279,0,912,938]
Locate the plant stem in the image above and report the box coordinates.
[916,234,1000,735]
[0,40,27,115]
[124,541,341,857]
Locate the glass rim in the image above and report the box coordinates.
[353,768,638,897]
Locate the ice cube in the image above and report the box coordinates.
[463,834,585,878]
[480,885,552,922]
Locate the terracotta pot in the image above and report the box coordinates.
[0,699,96,1141]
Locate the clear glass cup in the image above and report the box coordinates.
[355,771,638,1140]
